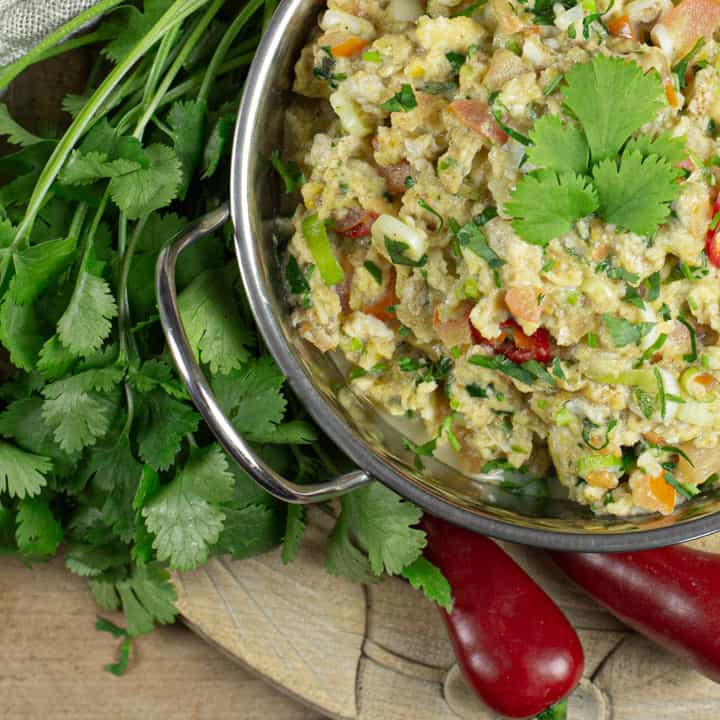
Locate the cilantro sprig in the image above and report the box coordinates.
[0,0,450,661]
[507,55,686,246]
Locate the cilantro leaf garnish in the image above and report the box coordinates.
[593,151,680,236]
[456,220,506,270]
[381,84,417,113]
[602,314,655,347]
[505,170,599,247]
[563,55,664,162]
[624,131,687,168]
[527,115,589,174]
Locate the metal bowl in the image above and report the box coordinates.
[156,0,720,550]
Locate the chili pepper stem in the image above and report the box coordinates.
[537,698,568,720]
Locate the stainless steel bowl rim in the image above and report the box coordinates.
[222,0,720,551]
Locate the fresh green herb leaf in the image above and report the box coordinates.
[506,170,599,246]
[466,382,489,398]
[593,151,680,236]
[563,54,664,162]
[385,237,428,267]
[672,37,705,90]
[602,314,654,347]
[445,52,466,74]
[469,353,537,385]
[270,150,305,193]
[142,445,234,572]
[526,115,589,174]
[381,84,417,112]
[401,557,452,612]
[634,387,656,418]
[644,271,661,301]
[450,0,488,15]
[624,131,687,168]
[363,259,383,284]
[418,199,444,230]
[285,255,313,307]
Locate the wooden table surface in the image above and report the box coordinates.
[0,557,322,720]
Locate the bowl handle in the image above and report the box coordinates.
[156,203,371,503]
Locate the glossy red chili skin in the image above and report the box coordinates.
[549,547,720,682]
[706,196,720,268]
[422,515,584,718]
[471,319,555,365]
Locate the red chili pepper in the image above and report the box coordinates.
[423,515,584,718]
[549,546,720,682]
[706,195,720,268]
[471,319,555,365]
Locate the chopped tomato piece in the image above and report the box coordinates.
[633,472,677,515]
[448,99,508,144]
[471,319,555,365]
[652,0,720,61]
[334,208,379,238]
[706,195,720,268]
[331,36,368,58]
[433,302,474,350]
[360,266,399,323]
[378,161,412,196]
[607,14,635,39]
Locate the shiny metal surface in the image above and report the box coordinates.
[162,0,720,549]
[155,203,371,502]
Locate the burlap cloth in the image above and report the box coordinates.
[0,0,98,67]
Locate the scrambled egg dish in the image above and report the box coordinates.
[282,0,720,516]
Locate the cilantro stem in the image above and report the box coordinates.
[143,24,184,107]
[11,0,212,250]
[117,216,147,362]
[197,0,265,105]
[0,0,126,91]
[263,0,280,32]
[133,0,225,139]
[17,28,117,69]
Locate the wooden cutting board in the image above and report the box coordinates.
[175,507,720,720]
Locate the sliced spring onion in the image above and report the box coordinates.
[680,367,717,402]
[577,454,623,475]
[676,315,698,363]
[582,418,617,451]
[301,213,344,285]
[664,471,701,499]
[554,405,573,427]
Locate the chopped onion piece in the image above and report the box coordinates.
[320,9,376,38]
[372,214,428,262]
[555,3,583,30]
[388,0,424,22]
[330,87,373,137]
